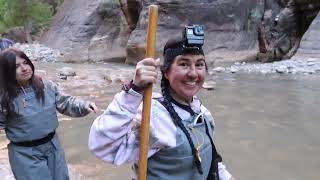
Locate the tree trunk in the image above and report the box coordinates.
[24,22,32,43]
[21,0,32,43]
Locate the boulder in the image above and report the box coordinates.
[41,0,130,63]
[292,11,320,60]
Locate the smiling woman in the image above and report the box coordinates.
[89,25,235,180]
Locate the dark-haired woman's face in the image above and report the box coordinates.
[15,56,33,86]
[164,54,206,104]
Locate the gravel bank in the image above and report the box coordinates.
[212,58,320,75]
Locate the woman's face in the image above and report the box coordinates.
[165,54,207,104]
[15,56,33,86]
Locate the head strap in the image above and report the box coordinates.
[164,45,204,64]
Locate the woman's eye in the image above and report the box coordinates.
[196,62,205,68]
[179,62,189,67]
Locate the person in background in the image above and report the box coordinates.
[88,25,235,180]
[0,35,14,51]
[0,48,98,180]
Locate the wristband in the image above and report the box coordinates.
[122,80,145,93]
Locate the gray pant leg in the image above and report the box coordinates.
[49,135,69,180]
[8,143,52,180]
[8,135,69,180]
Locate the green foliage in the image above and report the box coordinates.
[0,0,53,32]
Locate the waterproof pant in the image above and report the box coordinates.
[8,135,69,180]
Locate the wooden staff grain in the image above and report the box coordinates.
[138,4,159,180]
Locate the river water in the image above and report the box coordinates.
[200,73,320,180]
[1,62,319,180]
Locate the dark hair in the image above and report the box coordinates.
[159,37,207,174]
[0,48,44,116]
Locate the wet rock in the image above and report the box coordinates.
[307,61,315,66]
[275,66,287,73]
[212,67,226,73]
[60,75,68,80]
[229,66,239,73]
[202,81,216,91]
[59,67,76,77]
[102,74,127,85]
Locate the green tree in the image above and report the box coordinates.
[0,0,53,42]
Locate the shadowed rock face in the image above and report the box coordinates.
[41,0,264,63]
[40,0,320,64]
[257,0,320,62]
[126,0,262,64]
[292,11,320,60]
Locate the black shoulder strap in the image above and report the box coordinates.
[204,119,221,180]
[157,98,221,179]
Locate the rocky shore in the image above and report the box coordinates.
[213,58,320,75]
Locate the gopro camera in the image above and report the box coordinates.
[184,25,205,47]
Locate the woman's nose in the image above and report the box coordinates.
[20,64,27,71]
[187,66,197,77]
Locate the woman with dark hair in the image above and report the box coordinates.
[0,48,98,180]
[89,32,235,180]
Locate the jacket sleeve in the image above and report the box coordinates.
[47,80,91,117]
[88,89,159,165]
[218,162,232,180]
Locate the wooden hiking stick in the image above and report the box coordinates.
[138,4,159,180]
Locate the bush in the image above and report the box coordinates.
[0,0,53,33]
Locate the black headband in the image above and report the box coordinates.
[163,45,204,64]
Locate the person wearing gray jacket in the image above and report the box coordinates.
[0,48,97,180]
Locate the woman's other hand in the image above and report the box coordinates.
[133,58,160,88]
